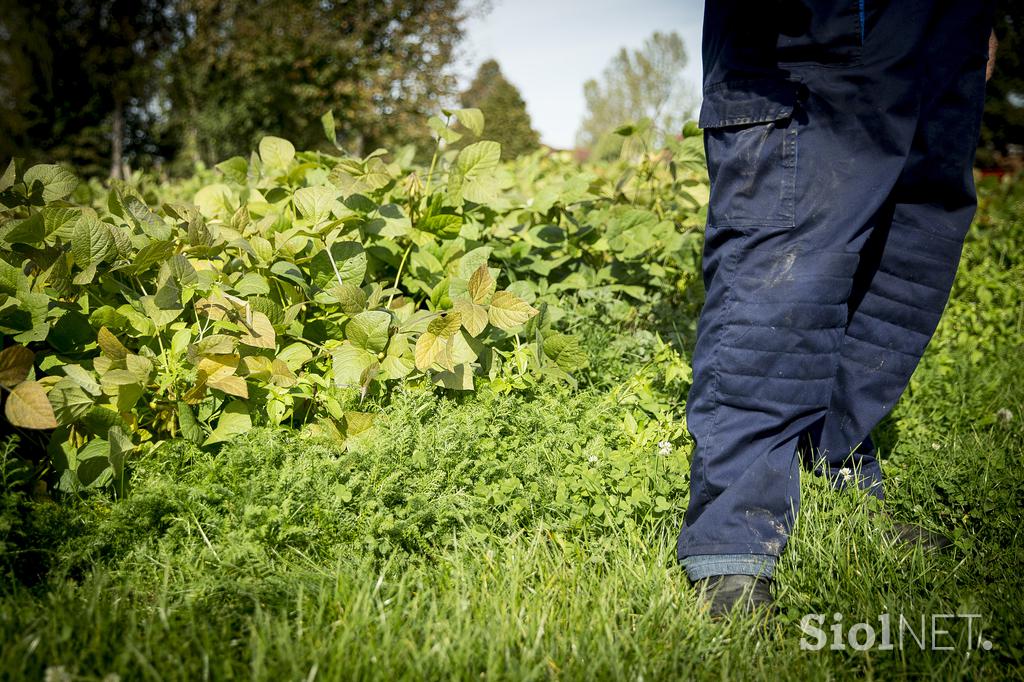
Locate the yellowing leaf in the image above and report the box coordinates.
[240,311,276,349]
[427,311,462,339]
[488,290,538,331]
[344,411,376,436]
[468,263,496,304]
[0,345,34,388]
[415,331,446,371]
[453,299,489,337]
[97,327,129,360]
[207,374,248,398]
[5,380,58,429]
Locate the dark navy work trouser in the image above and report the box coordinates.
[678,1,996,561]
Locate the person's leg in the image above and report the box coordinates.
[810,3,995,495]
[678,0,948,577]
[679,91,913,568]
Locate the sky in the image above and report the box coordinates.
[458,0,705,149]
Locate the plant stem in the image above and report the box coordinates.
[386,243,413,309]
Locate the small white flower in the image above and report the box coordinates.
[931,442,941,451]
[588,455,599,464]
[657,440,673,456]
[996,408,1013,424]
[839,467,854,483]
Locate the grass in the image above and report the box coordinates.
[2,180,1023,680]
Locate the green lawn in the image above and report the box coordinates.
[2,178,1022,680]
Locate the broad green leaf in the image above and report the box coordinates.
[197,354,247,398]
[346,310,391,353]
[140,294,183,327]
[380,334,414,380]
[333,341,376,387]
[309,241,367,289]
[428,116,462,144]
[270,261,306,286]
[71,215,115,268]
[125,354,154,384]
[278,342,313,371]
[543,333,589,372]
[419,213,462,238]
[107,425,133,479]
[193,183,234,219]
[24,164,78,203]
[448,141,501,205]
[99,370,144,411]
[449,329,480,365]
[194,334,236,357]
[5,380,58,429]
[454,108,485,137]
[153,277,183,310]
[167,254,198,287]
[294,186,340,224]
[431,363,475,391]
[0,159,14,192]
[0,258,23,295]
[216,156,248,184]
[488,290,538,331]
[0,345,33,388]
[177,401,205,444]
[62,364,101,396]
[123,196,171,240]
[204,400,252,446]
[335,282,368,316]
[76,439,112,487]
[322,110,338,147]
[2,213,46,245]
[456,247,493,280]
[132,241,176,273]
[259,136,295,169]
[235,272,270,296]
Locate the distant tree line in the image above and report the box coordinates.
[0,0,486,177]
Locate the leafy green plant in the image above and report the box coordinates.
[1,110,708,495]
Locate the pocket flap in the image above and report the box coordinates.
[699,79,798,129]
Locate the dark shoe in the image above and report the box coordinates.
[884,520,953,551]
[868,511,952,550]
[692,574,775,618]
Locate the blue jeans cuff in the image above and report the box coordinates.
[682,553,776,581]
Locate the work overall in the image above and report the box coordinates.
[677,0,996,577]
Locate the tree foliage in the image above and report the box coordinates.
[167,0,468,169]
[576,32,696,158]
[979,5,1024,168]
[0,0,472,175]
[459,60,541,158]
[0,0,181,177]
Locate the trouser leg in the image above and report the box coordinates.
[679,120,901,558]
[678,0,994,568]
[811,8,992,495]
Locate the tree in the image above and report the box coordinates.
[0,0,182,178]
[576,32,696,158]
[978,5,1024,168]
[459,60,540,158]
[166,0,469,169]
